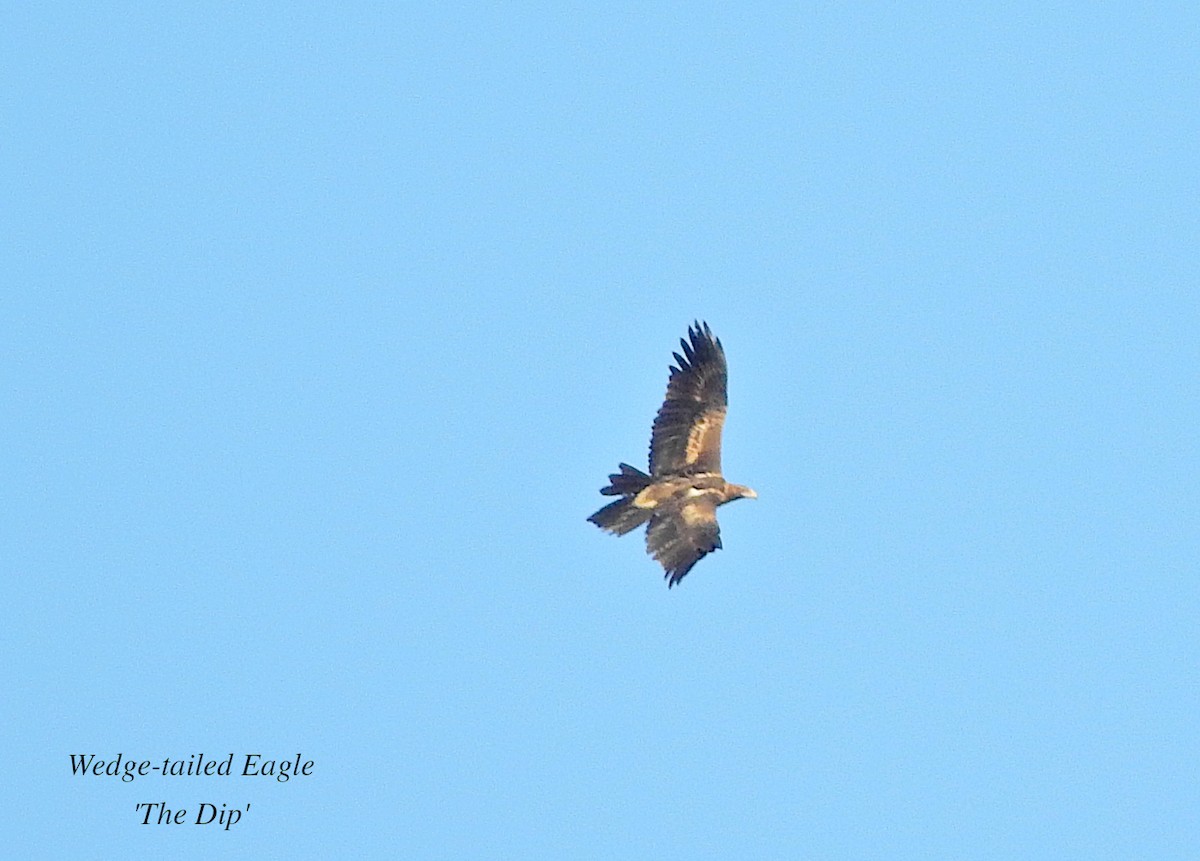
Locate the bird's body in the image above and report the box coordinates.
[588,322,756,587]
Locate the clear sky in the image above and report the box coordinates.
[5,3,1198,858]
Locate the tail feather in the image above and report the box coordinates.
[599,462,652,496]
[589,463,653,535]
[588,497,652,535]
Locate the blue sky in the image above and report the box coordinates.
[5,3,1198,858]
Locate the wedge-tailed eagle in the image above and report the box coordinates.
[588,321,756,587]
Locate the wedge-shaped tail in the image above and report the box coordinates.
[588,463,653,535]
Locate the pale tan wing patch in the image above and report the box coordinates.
[683,406,726,471]
[633,478,687,509]
[680,496,718,526]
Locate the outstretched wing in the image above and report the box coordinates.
[649,321,728,476]
[646,495,722,587]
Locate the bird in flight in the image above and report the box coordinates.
[588,321,756,587]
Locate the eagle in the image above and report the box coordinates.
[588,321,756,587]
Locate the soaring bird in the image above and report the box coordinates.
[588,321,756,587]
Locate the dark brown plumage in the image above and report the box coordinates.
[588,321,756,587]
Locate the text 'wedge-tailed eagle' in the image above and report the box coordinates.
[588,321,756,587]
